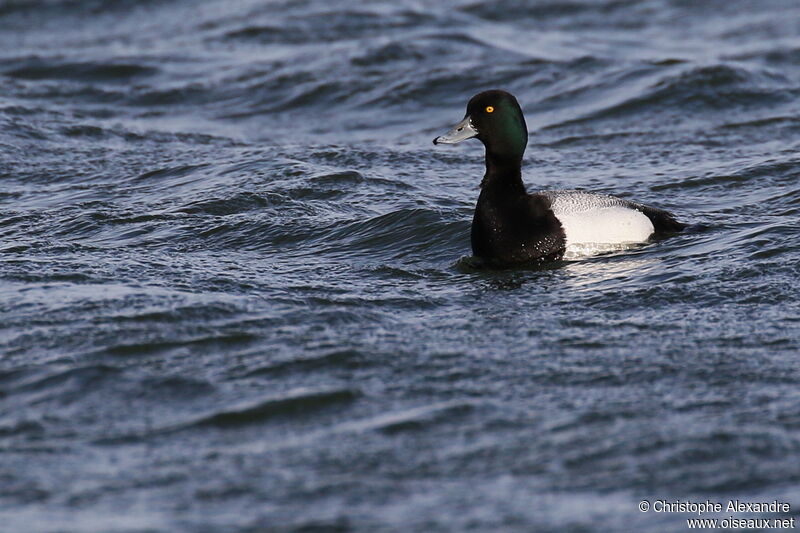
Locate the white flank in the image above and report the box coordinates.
[544,191,655,258]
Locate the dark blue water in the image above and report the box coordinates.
[2,1,800,531]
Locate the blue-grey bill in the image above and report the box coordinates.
[433,116,477,144]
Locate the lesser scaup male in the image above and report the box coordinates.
[433,90,685,266]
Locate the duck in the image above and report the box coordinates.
[433,89,685,266]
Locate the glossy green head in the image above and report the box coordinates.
[434,90,528,164]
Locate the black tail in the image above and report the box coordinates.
[636,204,686,234]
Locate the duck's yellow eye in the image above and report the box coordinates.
[485,106,494,113]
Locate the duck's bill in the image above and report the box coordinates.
[433,116,477,145]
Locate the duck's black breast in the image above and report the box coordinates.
[471,190,566,265]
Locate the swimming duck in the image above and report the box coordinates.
[433,90,685,265]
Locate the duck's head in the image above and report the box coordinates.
[433,90,528,163]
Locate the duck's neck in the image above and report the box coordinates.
[481,151,525,195]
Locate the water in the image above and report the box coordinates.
[2,1,800,531]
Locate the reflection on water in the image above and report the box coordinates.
[563,252,660,290]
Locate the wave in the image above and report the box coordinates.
[222,8,426,46]
[2,58,157,83]
[190,387,360,428]
[94,386,362,445]
[547,64,794,129]
[238,349,367,378]
[318,207,468,259]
